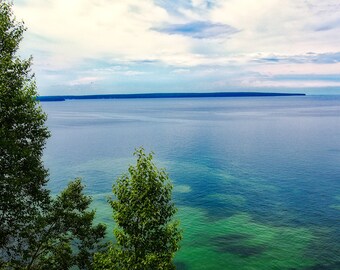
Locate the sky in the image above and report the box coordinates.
[13,0,340,95]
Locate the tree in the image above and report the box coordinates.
[27,179,106,270]
[94,148,182,270]
[0,0,51,261]
[0,2,106,269]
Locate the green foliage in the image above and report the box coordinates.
[1,178,106,269]
[0,2,106,269]
[94,148,182,270]
[1,2,180,269]
[0,0,51,263]
[28,179,107,270]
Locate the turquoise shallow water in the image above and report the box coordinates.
[42,96,340,269]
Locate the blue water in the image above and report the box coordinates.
[42,96,340,269]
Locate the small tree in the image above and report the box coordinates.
[95,148,182,270]
[29,179,106,270]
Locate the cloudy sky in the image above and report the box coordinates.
[14,0,340,95]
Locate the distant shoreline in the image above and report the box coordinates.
[37,92,306,102]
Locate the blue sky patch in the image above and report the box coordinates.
[153,21,240,39]
[255,52,340,64]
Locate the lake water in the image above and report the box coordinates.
[42,96,340,270]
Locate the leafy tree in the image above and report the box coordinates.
[0,0,51,261]
[0,2,106,269]
[26,179,106,270]
[94,148,182,270]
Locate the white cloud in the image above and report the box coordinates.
[251,62,340,76]
[14,0,193,68]
[15,0,340,66]
[172,68,190,73]
[210,0,340,54]
[12,0,340,94]
[242,80,340,88]
[68,76,102,86]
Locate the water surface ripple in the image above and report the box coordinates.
[42,96,340,270]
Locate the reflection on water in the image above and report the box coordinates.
[42,96,340,269]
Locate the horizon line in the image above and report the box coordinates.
[37,91,306,102]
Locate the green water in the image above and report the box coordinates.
[43,96,340,269]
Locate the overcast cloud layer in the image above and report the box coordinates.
[14,0,340,95]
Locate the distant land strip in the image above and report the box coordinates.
[37,92,306,102]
